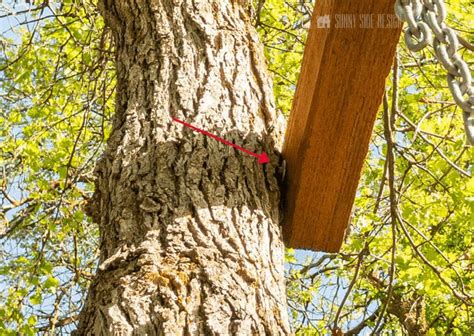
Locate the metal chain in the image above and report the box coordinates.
[395,0,474,145]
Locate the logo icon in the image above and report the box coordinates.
[317,15,331,29]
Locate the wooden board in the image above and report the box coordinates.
[282,0,402,252]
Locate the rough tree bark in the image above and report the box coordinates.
[75,0,290,335]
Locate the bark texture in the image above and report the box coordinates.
[387,294,428,336]
[75,0,289,335]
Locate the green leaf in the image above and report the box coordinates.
[43,276,60,289]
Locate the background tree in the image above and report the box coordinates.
[0,0,472,335]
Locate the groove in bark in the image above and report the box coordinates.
[75,0,290,335]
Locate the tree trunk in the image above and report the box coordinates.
[75,0,289,335]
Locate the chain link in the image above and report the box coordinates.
[395,0,474,145]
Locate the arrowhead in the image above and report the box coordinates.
[258,152,270,164]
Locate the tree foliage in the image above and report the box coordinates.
[0,0,472,334]
[0,1,113,333]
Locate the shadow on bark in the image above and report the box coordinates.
[76,128,290,335]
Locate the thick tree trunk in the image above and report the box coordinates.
[75,0,289,335]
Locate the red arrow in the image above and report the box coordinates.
[172,117,270,164]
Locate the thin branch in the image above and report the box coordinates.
[373,53,399,335]
[333,245,368,332]
[396,210,471,304]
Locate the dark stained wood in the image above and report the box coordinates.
[282,0,402,252]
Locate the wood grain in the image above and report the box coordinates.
[283,0,402,252]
